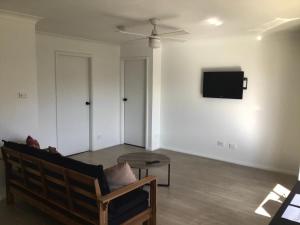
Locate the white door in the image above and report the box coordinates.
[124,59,146,147]
[56,53,90,156]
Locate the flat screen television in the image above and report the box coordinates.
[203,71,247,99]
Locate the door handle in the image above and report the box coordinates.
[123,98,128,102]
[85,101,90,105]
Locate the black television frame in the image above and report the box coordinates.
[202,71,248,99]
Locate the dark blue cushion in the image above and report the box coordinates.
[2,140,110,195]
[109,188,148,213]
[109,189,149,225]
[54,157,110,195]
[109,202,148,225]
[2,140,60,161]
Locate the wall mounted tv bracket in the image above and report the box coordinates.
[243,78,248,90]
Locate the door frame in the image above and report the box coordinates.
[55,51,93,154]
[120,57,150,149]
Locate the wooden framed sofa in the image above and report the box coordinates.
[1,141,157,225]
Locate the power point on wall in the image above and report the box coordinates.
[229,144,237,150]
[217,141,224,147]
[97,135,102,141]
[17,92,28,99]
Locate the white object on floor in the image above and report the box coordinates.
[282,205,300,223]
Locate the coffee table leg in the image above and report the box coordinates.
[157,163,171,187]
[168,163,170,186]
[141,164,171,187]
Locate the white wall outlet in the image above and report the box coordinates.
[217,141,224,147]
[229,144,237,150]
[17,92,28,99]
[97,135,102,140]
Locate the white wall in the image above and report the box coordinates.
[36,33,121,150]
[161,34,300,174]
[0,11,39,144]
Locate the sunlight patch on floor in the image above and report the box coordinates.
[255,184,290,217]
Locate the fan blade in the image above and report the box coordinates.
[160,36,187,42]
[117,29,149,38]
[158,30,189,37]
[116,15,178,29]
[124,37,148,43]
[156,23,182,31]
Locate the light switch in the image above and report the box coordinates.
[18,92,28,99]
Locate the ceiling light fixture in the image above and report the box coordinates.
[256,35,263,41]
[117,18,188,49]
[148,37,161,48]
[206,17,223,26]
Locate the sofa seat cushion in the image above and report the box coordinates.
[108,188,149,225]
[109,201,148,225]
[2,141,110,195]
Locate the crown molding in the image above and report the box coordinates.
[36,31,119,46]
[0,9,42,24]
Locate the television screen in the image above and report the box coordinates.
[203,71,245,99]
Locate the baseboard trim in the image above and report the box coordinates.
[160,145,296,176]
[92,142,122,151]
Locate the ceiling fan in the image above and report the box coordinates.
[116,18,189,48]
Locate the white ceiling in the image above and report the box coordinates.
[0,0,300,43]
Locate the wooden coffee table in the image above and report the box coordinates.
[117,152,171,187]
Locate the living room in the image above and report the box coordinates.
[0,0,300,225]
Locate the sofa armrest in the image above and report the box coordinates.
[99,175,156,204]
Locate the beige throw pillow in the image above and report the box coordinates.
[104,162,137,191]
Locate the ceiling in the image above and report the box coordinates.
[0,0,300,43]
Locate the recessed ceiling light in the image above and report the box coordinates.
[256,35,263,41]
[206,17,223,26]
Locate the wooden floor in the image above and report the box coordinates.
[0,144,297,225]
